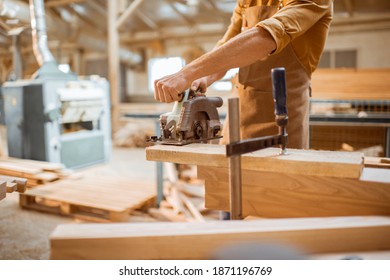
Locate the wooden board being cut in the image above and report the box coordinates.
[146,144,364,179]
[199,166,390,218]
[50,216,390,260]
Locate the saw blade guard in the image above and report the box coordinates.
[158,89,223,144]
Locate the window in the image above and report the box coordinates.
[318,49,357,69]
[148,57,185,92]
[210,68,239,91]
[335,50,357,68]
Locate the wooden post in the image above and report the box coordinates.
[107,0,120,133]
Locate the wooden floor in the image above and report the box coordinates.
[0,147,157,259]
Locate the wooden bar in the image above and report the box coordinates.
[50,216,390,260]
[199,166,390,218]
[146,144,364,179]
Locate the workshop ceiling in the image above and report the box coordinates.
[0,0,389,56]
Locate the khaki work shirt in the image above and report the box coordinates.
[217,0,334,75]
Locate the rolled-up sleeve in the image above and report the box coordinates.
[256,0,333,54]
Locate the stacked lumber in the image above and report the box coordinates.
[0,157,71,187]
[113,120,155,148]
[146,144,390,218]
[311,68,390,100]
[50,216,390,259]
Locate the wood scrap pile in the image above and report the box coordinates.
[0,175,27,201]
[0,157,72,187]
[342,143,384,157]
[113,120,154,148]
[147,171,219,223]
[148,181,205,222]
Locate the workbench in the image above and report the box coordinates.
[146,144,390,218]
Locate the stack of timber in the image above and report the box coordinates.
[146,144,390,218]
[0,175,27,201]
[19,175,157,222]
[309,69,390,156]
[50,216,390,259]
[311,68,390,100]
[0,157,71,187]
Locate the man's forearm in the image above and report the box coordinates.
[206,70,228,85]
[181,27,276,83]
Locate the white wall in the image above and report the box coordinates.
[325,29,390,68]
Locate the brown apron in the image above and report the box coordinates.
[221,0,310,149]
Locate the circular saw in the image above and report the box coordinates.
[148,89,223,146]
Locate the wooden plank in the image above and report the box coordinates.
[50,216,390,260]
[146,144,364,179]
[45,0,87,8]
[199,166,390,218]
[0,161,60,184]
[311,69,390,100]
[365,156,390,169]
[178,192,205,222]
[0,157,65,172]
[0,162,42,175]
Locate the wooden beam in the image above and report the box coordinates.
[45,0,87,8]
[61,5,104,35]
[50,216,390,259]
[199,166,390,218]
[136,10,158,30]
[87,1,107,17]
[116,0,144,29]
[0,19,11,33]
[167,1,195,26]
[146,144,364,179]
[108,0,120,133]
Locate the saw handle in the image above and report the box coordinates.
[271,67,287,116]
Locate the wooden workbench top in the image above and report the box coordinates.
[146,144,364,179]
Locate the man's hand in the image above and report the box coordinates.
[190,70,227,96]
[154,72,190,103]
[190,77,208,95]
